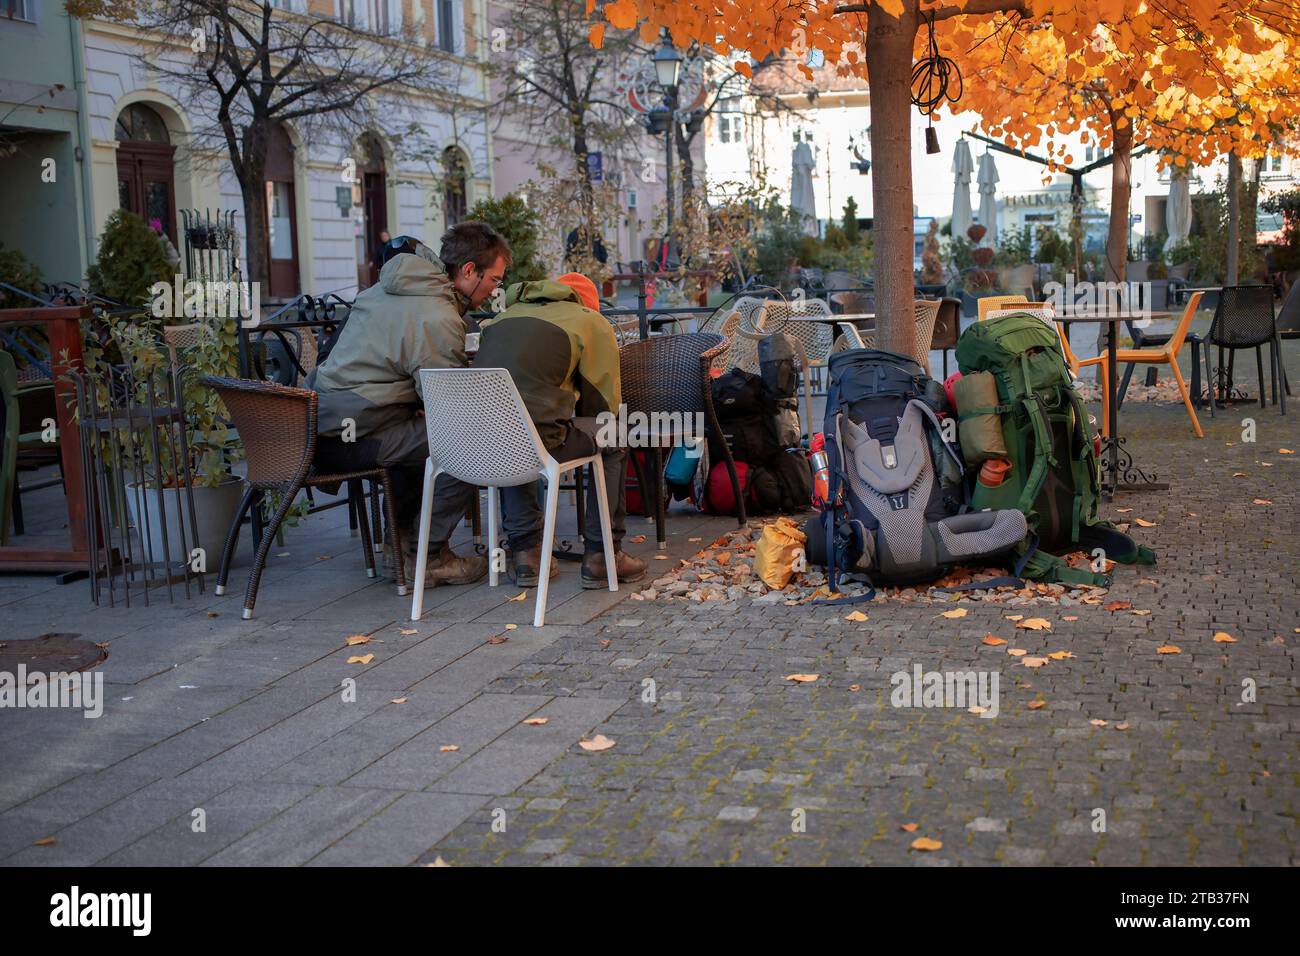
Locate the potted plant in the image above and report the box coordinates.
[106,316,248,565]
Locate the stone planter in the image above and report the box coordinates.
[125,476,245,568]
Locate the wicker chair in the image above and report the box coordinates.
[1199,285,1287,416]
[912,299,941,375]
[619,332,746,547]
[203,377,407,619]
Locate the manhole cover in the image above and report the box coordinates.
[0,633,107,673]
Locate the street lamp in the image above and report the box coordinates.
[649,34,682,255]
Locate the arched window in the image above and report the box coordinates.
[114,103,177,244]
[442,146,469,228]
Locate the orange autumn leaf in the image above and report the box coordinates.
[1157,644,1182,654]
[1212,632,1237,643]
[981,634,1007,646]
[1133,518,1157,528]
[910,837,942,851]
[940,608,967,619]
[1016,618,1051,631]
[900,822,919,832]
[784,673,819,683]
[1027,699,1047,710]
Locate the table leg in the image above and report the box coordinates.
[1097,319,1168,496]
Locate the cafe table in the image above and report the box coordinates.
[1057,309,1172,498]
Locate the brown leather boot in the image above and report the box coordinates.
[581,549,648,589]
[511,545,557,587]
[404,544,487,588]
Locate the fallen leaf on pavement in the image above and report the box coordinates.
[910,837,942,851]
[1004,614,1024,621]
[505,623,518,630]
[1131,609,1152,616]
[900,823,919,832]
[1090,719,1108,727]
[523,717,549,725]
[982,635,1007,646]
[1232,472,1248,478]
[1133,518,1157,527]
[1253,498,1273,505]
[784,674,820,683]
[206,611,219,618]
[1280,448,1295,454]
[715,552,733,565]
[1213,632,1237,643]
[845,610,869,622]
[940,608,967,619]
[440,745,460,752]
[1062,615,1079,622]
[399,628,418,636]
[849,684,861,692]
[628,535,647,544]
[1157,644,1182,655]
[346,635,371,646]
[968,705,988,714]
[346,654,374,665]
[1047,650,1074,660]
[599,639,612,647]
[579,734,616,752]
[1007,648,1028,657]
[1103,601,1132,612]
[1115,722,1131,731]
[1027,699,1047,710]
[654,555,670,560]
[426,857,450,867]
[508,592,528,602]
[487,635,508,645]
[688,537,702,542]
[1017,618,1051,630]
[1022,657,1049,668]
[32,837,56,846]
[390,697,407,705]
[1115,508,1133,514]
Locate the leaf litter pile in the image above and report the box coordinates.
[631,518,1115,608]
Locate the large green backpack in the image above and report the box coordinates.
[954,312,1155,586]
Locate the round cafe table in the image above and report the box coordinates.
[1057,310,1171,498]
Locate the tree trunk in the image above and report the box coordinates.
[865,1,919,358]
[1096,117,1133,371]
[676,124,695,209]
[238,123,270,290]
[1226,151,1241,286]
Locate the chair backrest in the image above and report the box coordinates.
[162,323,207,368]
[710,311,741,371]
[931,296,962,349]
[758,296,833,329]
[978,294,1029,321]
[912,299,941,372]
[732,296,774,334]
[985,302,1056,328]
[1165,291,1204,354]
[203,376,315,489]
[0,350,18,544]
[418,367,547,486]
[620,331,725,418]
[1209,285,1276,348]
[835,323,866,348]
[1279,278,1300,333]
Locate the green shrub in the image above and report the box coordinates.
[466,193,547,283]
[0,244,44,309]
[86,210,173,307]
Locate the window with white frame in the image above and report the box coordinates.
[436,0,459,54]
[717,101,743,145]
[4,0,35,21]
[337,0,402,32]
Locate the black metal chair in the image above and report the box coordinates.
[1199,285,1287,418]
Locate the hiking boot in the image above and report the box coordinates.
[403,545,487,589]
[511,545,558,587]
[581,549,648,589]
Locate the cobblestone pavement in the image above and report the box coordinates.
[0,344,1296,866]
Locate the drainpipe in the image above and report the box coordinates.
[69,13,98,276]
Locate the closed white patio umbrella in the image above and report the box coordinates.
[790,140,818,236]
[951,138,974,241]
[1167,167,1191,244]
[976,150,1000,246]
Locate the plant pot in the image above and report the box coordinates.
[125,477,245,567]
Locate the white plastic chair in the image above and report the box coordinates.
[410,367,617,627]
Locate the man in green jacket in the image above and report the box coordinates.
[475,273,646,589]
[309,224,511,588]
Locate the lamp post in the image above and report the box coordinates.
[650,33,682,254]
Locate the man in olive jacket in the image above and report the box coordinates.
[308,224,510,588]
[475,273,646,589]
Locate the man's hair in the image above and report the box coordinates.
[440,221,513,276]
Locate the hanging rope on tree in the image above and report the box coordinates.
[911,12,962,152]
